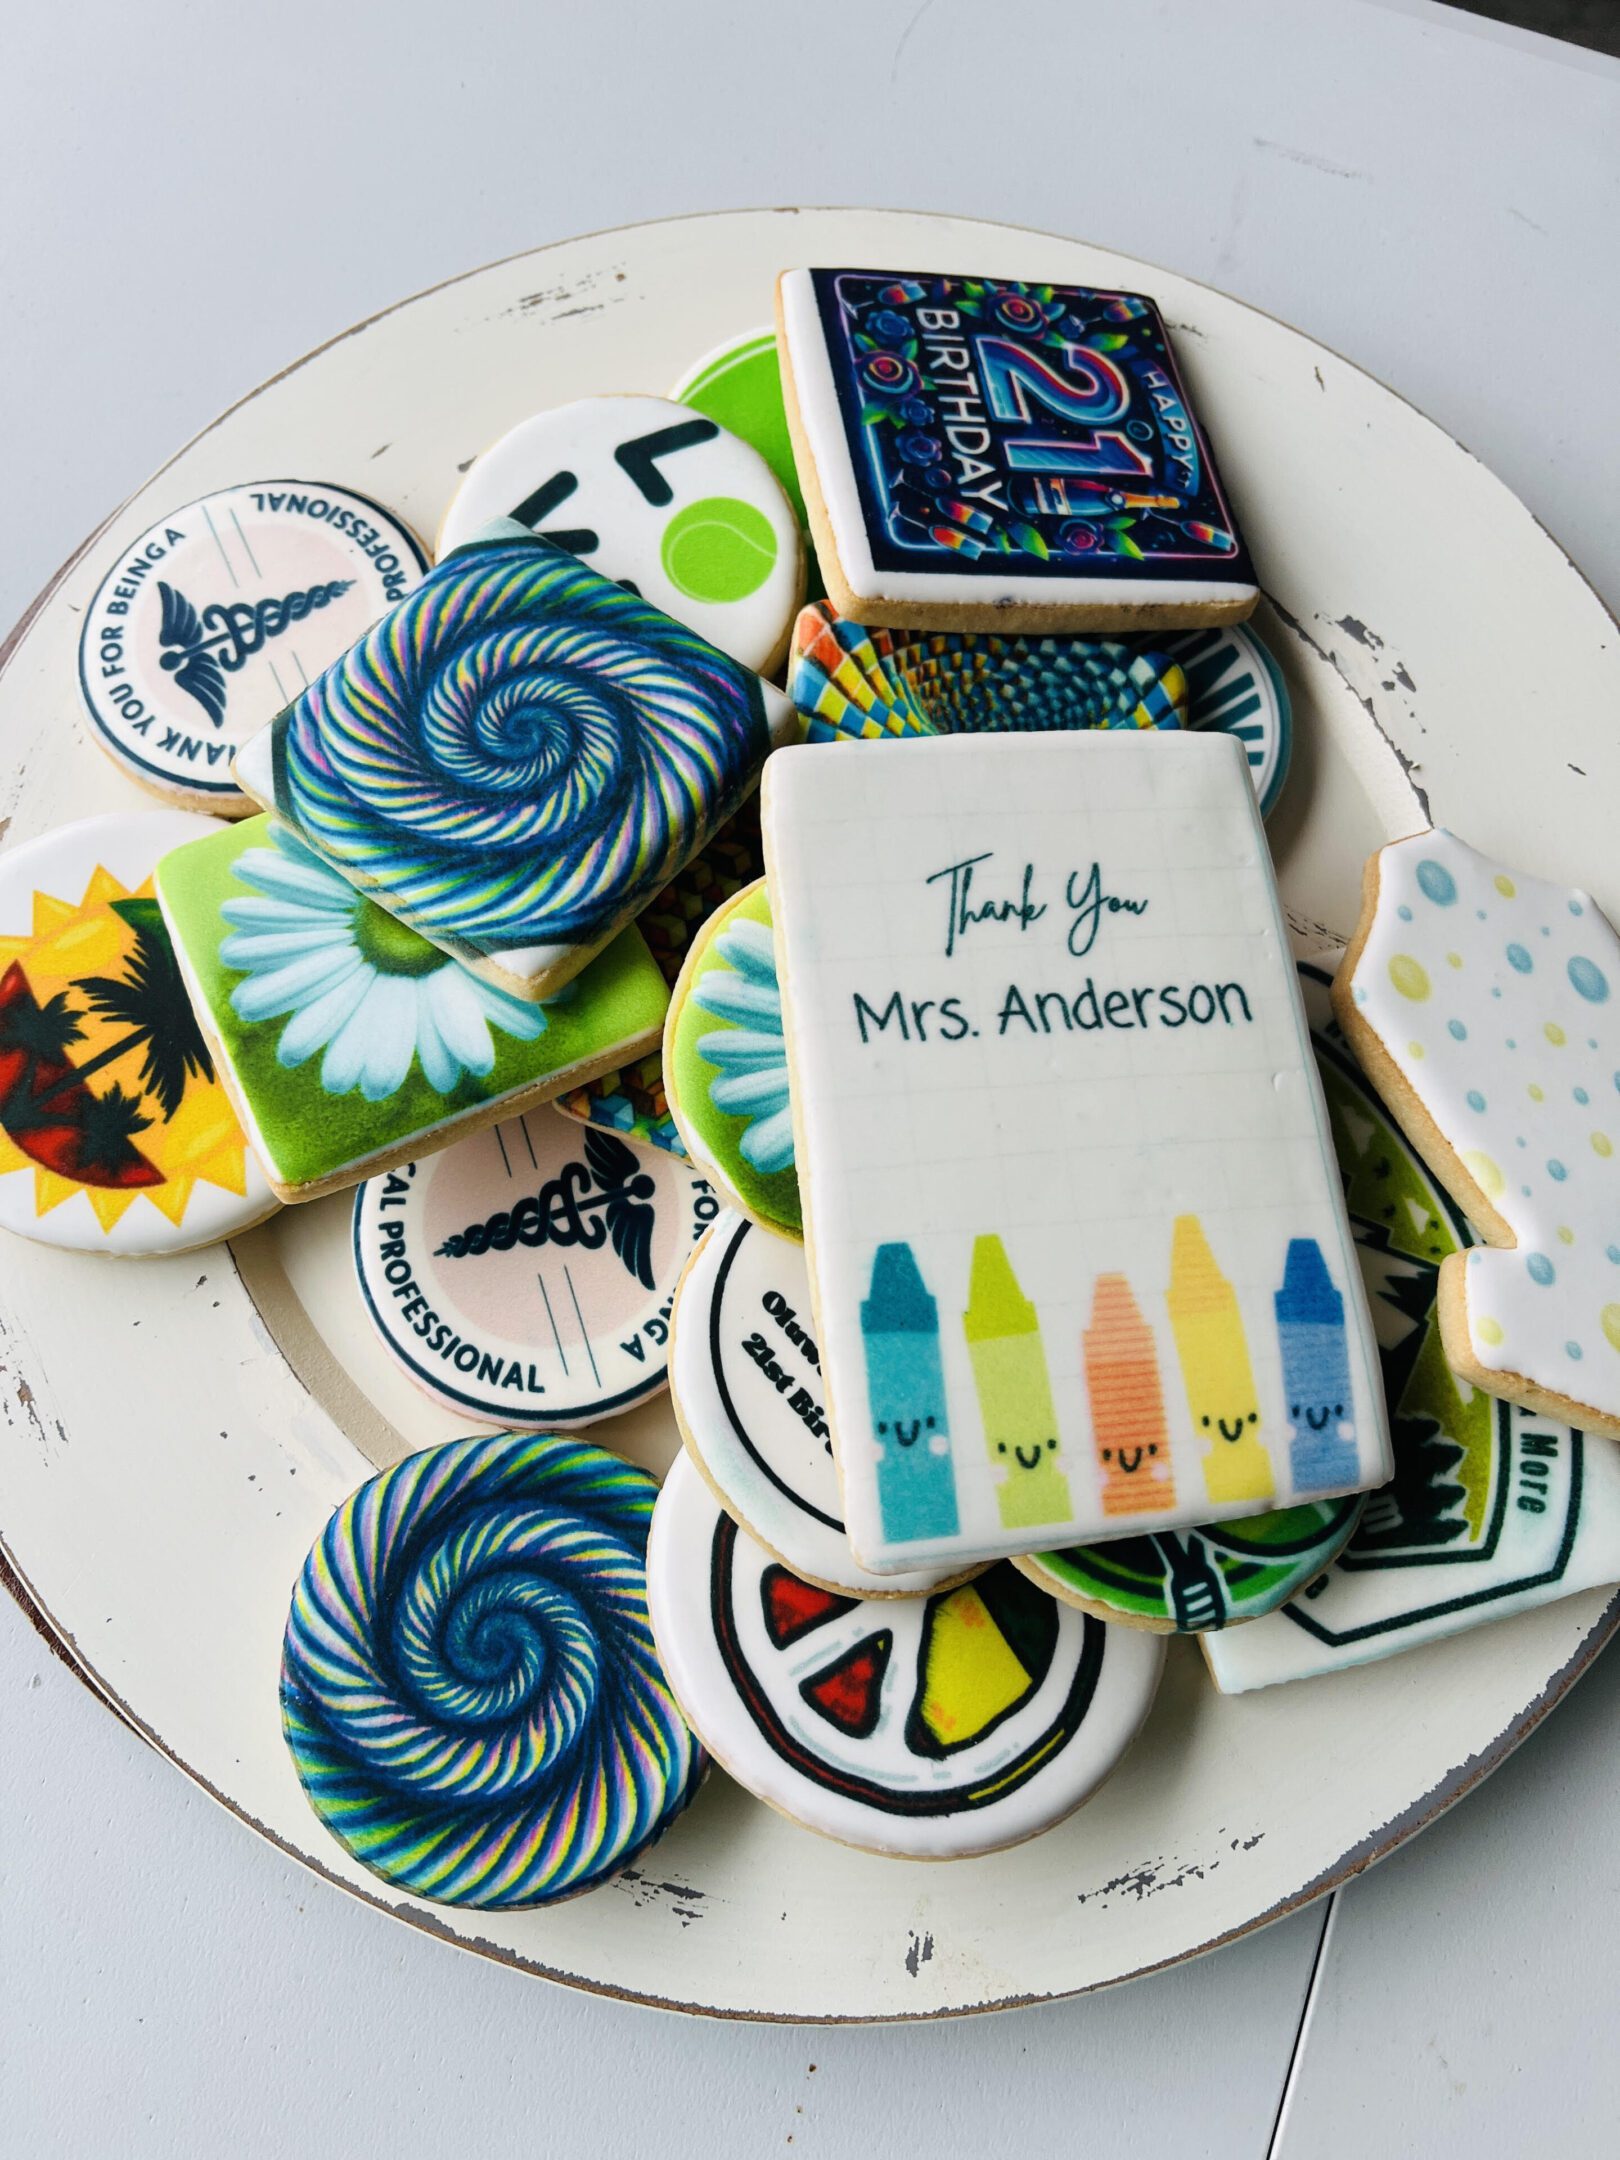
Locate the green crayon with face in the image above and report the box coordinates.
[962,1234,1073,1530]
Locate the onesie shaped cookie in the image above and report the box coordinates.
[762,729,1390,1575]
[233,527,794,1002]
[775,269,1257,633]
[1335,830,1620,1443]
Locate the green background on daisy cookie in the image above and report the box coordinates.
[156,816,669,1188]
[670,881,800,1235]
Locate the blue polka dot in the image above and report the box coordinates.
[1568,955,1610,1003]
[1608,1245,1620,1264]
[1397,905,1412,922]
[1476,909,1487,921]
[1507,943,1533,974]
[1492,987,1503,1000]
[1448,1019,1467,1040]
[1576,1087,1590,1105]
[1353,986,1367,1005]
[1467,1090,1486,1111]
[1571,899,1586,916]
[1507,1037,1517,1049]
[1522,1184,1533,1196]
[1540,925,1552,938]
[1527,1253,1556,1285]
[1416,859,1457,906]
[1549,1159,1568,1181]
[1516,1136,1527,1148]
[1568,1341,1584,1360]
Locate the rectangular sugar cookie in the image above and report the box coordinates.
[155,814,669,1202]
[233,527,794,1002]
[762,731,1389,1573]
[776,268,1257,633]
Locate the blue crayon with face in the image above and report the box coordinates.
[1274,1238,1359,1493]
[860,1243,959,1544]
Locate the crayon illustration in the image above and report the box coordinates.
[962,1235,1073,1530]
[861,1243,960,1544]
[1166,1215,1273,1506]
[1274,1238,1359,1493]
[1083,1274,1177,1516]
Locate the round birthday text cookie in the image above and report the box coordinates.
[436,395,804,673]
[282,1431,705,1908]
[1016,1495,1364,1633]
[671,1212,971,1595]
[0,811,277,1255]
[353,1105,718,1427]
[647,1453,1162,1858]
[664,877,800,1240]
[79,482,426,812]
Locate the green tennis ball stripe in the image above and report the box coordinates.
[660,495,779,604]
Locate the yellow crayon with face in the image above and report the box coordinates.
[962,1235,1073,1530]
[1166,1214,1273,1506]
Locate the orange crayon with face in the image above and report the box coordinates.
[1083,1273,1177,1516]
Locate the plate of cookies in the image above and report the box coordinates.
[4,206,1619,2021]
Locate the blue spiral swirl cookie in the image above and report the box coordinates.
[281,1431,704,1908]
[234,529,790,1002]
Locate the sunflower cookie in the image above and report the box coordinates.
[282,1431,705,1907]
[761,730,1390,1576]
[437,396,804,674]
[232,528,794,1002]
[154,815,668,1202]
[78,482,425,814]
[776,269,1256,633]
[1206,961,1620,1689]
[664,876,799,1239]
[0,812,276,1254]
[647,1451,1162,1858]
[353,1107,717,1427]
[670,1212,970,1596]
[1334,831,1620,1443]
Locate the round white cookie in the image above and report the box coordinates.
[436,395,804,673]
[0,811,278,1254]
[647,1451,1164,1859]
[353,1105,717,1427]
[78,482,426,812]
[672,1213,969,1596]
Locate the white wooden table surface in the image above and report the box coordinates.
[3,2,1618,2151]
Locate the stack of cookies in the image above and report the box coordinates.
[15,264,1618,1909]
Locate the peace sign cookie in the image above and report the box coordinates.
[647,1452,1162,1858]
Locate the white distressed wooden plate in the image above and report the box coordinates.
[3,209,1618,2022]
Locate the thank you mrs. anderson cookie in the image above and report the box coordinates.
[79,482,426,811]
[355,1106,717,1427]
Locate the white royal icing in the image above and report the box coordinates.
[437,396,803,672]
[762,731,1389,1575]
[1345,831,1620,1430]
[78,482,426,805]
[671,1212,959,1595]
[353,1106,718,1427]
[646,1451,1163,1857]
[0,812,277,1254]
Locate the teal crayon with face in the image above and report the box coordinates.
[860,1243,959,1544]
[1275,1237,1359,1493]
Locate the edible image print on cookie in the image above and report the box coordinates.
[154,815,668,1202]
[1019,1494,1363,1635]
[762,731,1388,1575]
[788,604,1292,815]
[670,329,809,530]
[233,531,793,1003]
[0,813,275,1255]
[282,1431,704,1907]
[354,1108,716,1427]
[646,1452,1161,1858]
[1335,832,1620,1443]
[79,483,425,811]
[776,270,1256,631]
[437,396,804,673]
[671,1212,967,1596]
[665,877,799,1239]
[1206,964,1620,1691]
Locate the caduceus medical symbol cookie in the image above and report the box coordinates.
[156,576,355,729]
[436,1125,662,1289]
[1335,829,1620,1443]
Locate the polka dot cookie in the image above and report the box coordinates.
[1334,829,1620,1442]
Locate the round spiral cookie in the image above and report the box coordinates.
[278,536,771,954]
[281,1431,704,1908]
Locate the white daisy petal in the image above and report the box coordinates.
[429,968,501,1075]
[471,977,549,1046]
[221,893,353,930]
[274,962,369,1068]
[228,942,365,1021]
[411,987,460,1095]
[233,844,354,909]
[358,975,421,1101]
[215,924,356,964]
[318,977,385,1097]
